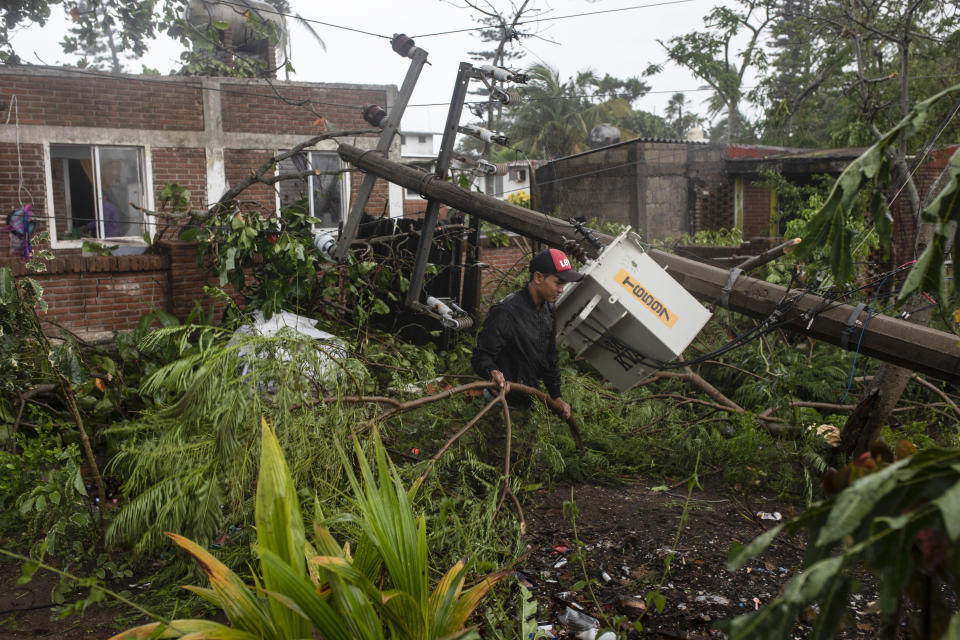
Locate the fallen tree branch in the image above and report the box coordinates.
[217,129,378,208]
[909,374,960,419]
[359,380,584,449]
[12,384,57,445]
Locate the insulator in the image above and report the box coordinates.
[361,104,388,127]
[457,124,510,147]
[313,230,336,261]
[478,64,527,84]
[489,86,522,105]
[391,33,416,57]
[475,159,497,176]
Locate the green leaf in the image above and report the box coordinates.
[255,419,310,639]
[933,475,960,541]
[727,524,783,571]
[212,20,231,30]
[49,343,84,384]
[940,612,960,640]
[782,556,844,604]
[816,459,905,546]
[0,267,13,304]
[645,590,666,613]
[72,467,88,496]
[179,227,204,242]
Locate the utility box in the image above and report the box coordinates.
[556,228,711,391]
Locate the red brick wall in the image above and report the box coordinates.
[152,147,208,209]
[479,241,528,305]
[220,83,384,134]
[0,74,203,131]
[0,255,169,335]
[0,143,46,256]
[741,181,774,240]
[224,148,278,213]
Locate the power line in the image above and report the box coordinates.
[409,0,703,38]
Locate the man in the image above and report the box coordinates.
[472,248,583,420]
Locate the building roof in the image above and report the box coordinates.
[726,146,867,175]
[553,135,712,162]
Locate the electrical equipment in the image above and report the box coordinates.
[555,228,711,391]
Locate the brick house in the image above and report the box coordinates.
[533,137,955,264]
[0,66,399,337]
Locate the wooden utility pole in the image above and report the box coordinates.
[337,142,960,385]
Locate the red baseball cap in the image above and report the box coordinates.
[529,248,583,282]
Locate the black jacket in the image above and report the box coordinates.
[471,287,563,399]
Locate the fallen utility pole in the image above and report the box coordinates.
[648,250,960,385]
[338,144,599,257]
[338,142,960,386]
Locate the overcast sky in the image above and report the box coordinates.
[9,0,723,133]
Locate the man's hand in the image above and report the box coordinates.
[553,397,572,420]
[490,370,508,392]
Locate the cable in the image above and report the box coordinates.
[409,0,703,38]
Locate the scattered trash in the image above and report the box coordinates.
[618,596,646,614]
[552,544,570,554]
[600,570,612,583]
[808,423,841,446]
[234,310,349,384]
[695,594,731,606]
[514,571,537,590]
[756,511,782,521]
[553,557,569,569]
[753,596,761,610]
[554,595,601,635]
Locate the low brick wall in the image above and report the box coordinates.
[2,254,170,336]
[3,240,235,337]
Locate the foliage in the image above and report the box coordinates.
[505,190,530,209]
[757,0,960,148]
[664,92,707,140]
[723,443,960,639]
[105,323,369,554]
[112,420,504,640]
[659,0,772,142]
[480,63,666,160]
[670,227,743,247]
[0,0,64,63]
[1,0,326,77]
[182,203,322,319]
[791,84,960,291]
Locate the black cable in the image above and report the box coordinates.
[410,0,703,38]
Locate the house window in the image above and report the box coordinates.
[417,135,427,143]
[50,144,146,241]
[510,168,527,182]
[400,135,407,145]
[484,174,504,197]
[277,151,348,229]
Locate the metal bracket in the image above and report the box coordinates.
[721,267,743,309]
[334,44,429,261]
[840,302,867,350]
[405,62,474,308]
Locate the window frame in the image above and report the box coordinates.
[44,142,155,249]
[274,149,350,231]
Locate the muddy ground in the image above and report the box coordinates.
[0,478,918,639]
[516,481,895,639]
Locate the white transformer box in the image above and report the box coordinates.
[555,228,712,391]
